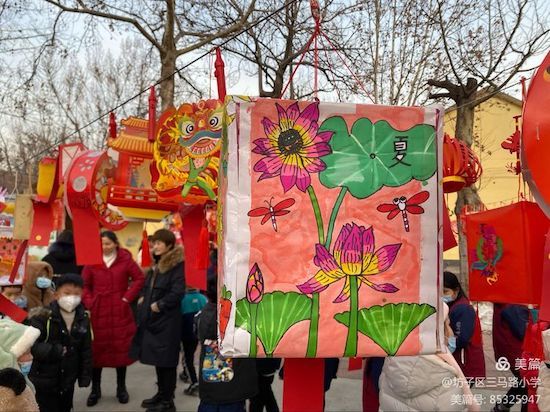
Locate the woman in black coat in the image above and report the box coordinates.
[42,230,82,285]
[130,229,185,412]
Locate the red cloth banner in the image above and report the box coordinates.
[465,201,549,304]
[30,201,53,246]
[283,358,325,412]
[181,206,207,290]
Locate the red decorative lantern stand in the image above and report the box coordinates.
[65,150,127,265]
[465,201,549,304]
[442,133,482,193]
[107,117,178,221]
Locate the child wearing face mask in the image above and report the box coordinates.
[0,319,41,411]
[23,262,55,310]
[443,271,486,381]
[26,273,92,412]
[0,276,27,310]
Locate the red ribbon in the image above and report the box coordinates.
[141,229,152,268]
[9,239,27,284]
[0,294,27,323]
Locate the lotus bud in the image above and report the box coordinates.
[247,263,264,304]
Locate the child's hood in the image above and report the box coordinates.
[0,319,40,369]
[25,261,54,284]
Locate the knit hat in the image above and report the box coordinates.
[0,319,40,369]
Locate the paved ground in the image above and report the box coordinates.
[72,359,520,412]
[73,305,522,411]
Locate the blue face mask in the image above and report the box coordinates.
[18,360,32,376]
[14,295,27,309]
[447,336,457,353]
[36,277,52,289]
[442,295,455,304]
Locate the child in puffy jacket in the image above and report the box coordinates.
[27,274,92,412]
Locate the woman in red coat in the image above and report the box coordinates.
[82,231,145,407]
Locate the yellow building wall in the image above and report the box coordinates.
[443,94,528,259]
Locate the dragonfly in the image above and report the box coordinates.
[376,191,430,232]
[247,198,295,232]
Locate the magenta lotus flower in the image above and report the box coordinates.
[247,263,265,304]
[252,102,333,192]
[297,223,401,302]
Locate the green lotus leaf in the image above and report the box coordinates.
[334,303,436,355]
[236,291,312,355]
[319,116,436,198]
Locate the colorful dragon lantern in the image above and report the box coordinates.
[151,99,222,204]
[442,133,482,193]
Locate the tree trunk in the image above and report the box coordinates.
[159,0,176,110]
[159,51,176,110]
[453,98,482,293]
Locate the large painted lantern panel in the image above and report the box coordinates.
[218,97,443,358]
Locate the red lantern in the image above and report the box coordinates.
[442,133,482,193]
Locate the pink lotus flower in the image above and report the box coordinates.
[247,263,265,304]
[297,223,400,302]
[252,102,333,192]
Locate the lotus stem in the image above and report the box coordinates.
[344,276,359,357]
[307,185,325,245]
[325,187,348,249]
[249,302,258,357]
[306,292,320,357]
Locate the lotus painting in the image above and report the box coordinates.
[218,97,443,358]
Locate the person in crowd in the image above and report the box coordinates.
[492,303,529,412]
[180,287,207,395]
[23,261,54,310]
[250,358,281,412]
[82,230,145,406]
[443,271,486,379]
[42,230,82,285]
[0,318,41,412]
[0,368,39,411]
[197,279,258,412]
[0,276,27,309]
[130,229,185,412]
[27,273,92,412]
[379,303,480,412]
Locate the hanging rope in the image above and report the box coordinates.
[281,0,374,102]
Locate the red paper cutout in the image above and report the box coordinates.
[283,358,325,412]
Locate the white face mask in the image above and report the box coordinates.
[58,295,81,312]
